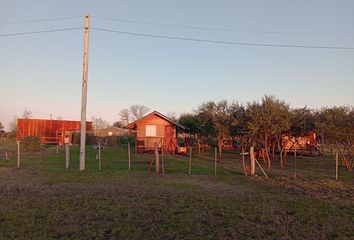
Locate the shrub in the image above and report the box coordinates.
[22,136,41,152]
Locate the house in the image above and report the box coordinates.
[16,118,92,145]
[125,111,185,153]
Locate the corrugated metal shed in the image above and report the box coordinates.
[16,118,92,145]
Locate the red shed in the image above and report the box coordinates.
[126,111,185,153]
[16,118,92,145]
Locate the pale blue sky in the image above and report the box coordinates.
[1,0,354,130]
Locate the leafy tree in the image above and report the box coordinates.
[0,121,4,132]
[247,96,291,168]
[316,106,354,172]
[197,100,230,158]
[229,102,251,175]
[179,113,203,153]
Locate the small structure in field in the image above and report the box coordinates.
[282,131,320,155]
[16,118,92,145]
[126,111,185,153]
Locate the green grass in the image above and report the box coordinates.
[0,139,353,239]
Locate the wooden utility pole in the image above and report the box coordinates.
[17,141,20,168]
[79,15,90,171]
[335,152,338,181]
[98,143,102,171]
[293,149,297,179]
[154,143,160,174]
[189,146,192,175]
[65,143,71,170]
[128,142,131,171]
[250,146,255,176]
[161,147,165,174]
[214,148,217,176]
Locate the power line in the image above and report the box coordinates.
[0,16,83,26]
[0,27,83,37]
[92,15,354,37]
[91,27,354,50]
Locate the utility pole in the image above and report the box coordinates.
[79,15,90,171]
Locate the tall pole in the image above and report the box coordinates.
[250,146,255,176]
[79,15,90,171]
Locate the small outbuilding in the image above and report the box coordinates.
[16,118,92,145]
[126,111,185,153]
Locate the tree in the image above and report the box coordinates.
[229,102,251,175]
[166,111,178,122]
[247,96,291,169]
[130,105,150,120]
[197,100,230,158]
[179,113,203,153]
[119,108,130,126]
[22,108,32,119]
[0,121,4,132]
[91,116,110,130]
[113,121,124,128]
[316,106,354,172]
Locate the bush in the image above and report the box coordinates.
[22,136,41,152]
[117,135,135,146]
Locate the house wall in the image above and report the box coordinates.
[135,114,176,150]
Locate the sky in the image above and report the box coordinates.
[1,0,354,130]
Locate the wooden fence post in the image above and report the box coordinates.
[65,143,71,170]
[161,147,165,174]
[154,143,160,174]
[98,142,102,171]
[128,142,131,171]
[56,144,59,154]
[250,146,255,176]
[189,146,192,175]
[5,152,9,160]
[214,148,217,176]
[293,149,297,179]
[335,152,338,181]
[17,141,20,168]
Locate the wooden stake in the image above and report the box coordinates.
[255,159,269,179]
[65,143,71,170]
[56,144,59,154]
[161,147,165,174]
[293,149,297,179]
[214,147,217,176]
[335,152,338,181]
[189,146,192,175]
[128,142,131,171]
[98,142,102,171]
[79,15,90,171]
[154,143,160,174]
[17,141,20,168]
[5,152,9,160]
[250,146,255,176]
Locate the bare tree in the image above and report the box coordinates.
[119,108,130,125]
[0,121,4,132]
[130,105,150,120]
[166,111,178,122]
[91,116,110,130]
[22,108,32,119]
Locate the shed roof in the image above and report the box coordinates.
[125,111,185,129]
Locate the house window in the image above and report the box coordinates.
[146,125,157,136]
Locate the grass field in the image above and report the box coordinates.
[0,139,353,239]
